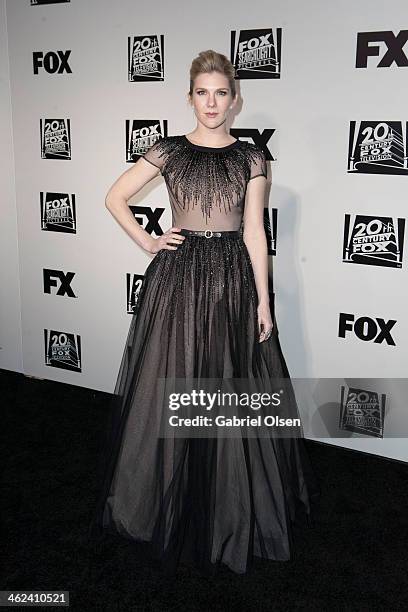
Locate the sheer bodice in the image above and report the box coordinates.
[141,134,267,232]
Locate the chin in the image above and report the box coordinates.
[202,117,225,128]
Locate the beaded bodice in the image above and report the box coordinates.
[141,134,267,231]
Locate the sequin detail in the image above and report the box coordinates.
[142,235,257,349]
[142,135,267,227]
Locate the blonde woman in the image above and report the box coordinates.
[90,50,319,576]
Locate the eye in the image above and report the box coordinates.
[218,91,227,96]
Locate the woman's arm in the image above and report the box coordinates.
[105,158,184,254]
[242,174,273,341]
[242,174,269,305]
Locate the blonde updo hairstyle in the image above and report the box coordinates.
[188,50,237,101]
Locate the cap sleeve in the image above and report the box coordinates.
[248,146,267,180]
[141,137,169,173]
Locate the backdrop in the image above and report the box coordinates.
[1,0,407,462]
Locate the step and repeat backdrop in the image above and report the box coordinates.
[4,0,408,461]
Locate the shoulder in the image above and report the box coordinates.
[143,135,179,161]
[240,141,267,180]
[242,141,266,159]
[235,140,266,166]
[147,134,184,155]
[147,135,173,150]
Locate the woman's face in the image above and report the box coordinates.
[190,71,236,129]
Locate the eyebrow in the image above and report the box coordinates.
[194,87,229,91]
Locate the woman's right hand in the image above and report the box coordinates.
[149,226,185,254]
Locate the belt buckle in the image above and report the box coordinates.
[204,230,213,238]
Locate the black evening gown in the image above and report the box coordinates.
[89,134,320,576]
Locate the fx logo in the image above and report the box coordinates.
[33,51,72,74]
[356,31,408,67]
[338,313,396,345]
[44,269,76,297]
[129,205,166,235]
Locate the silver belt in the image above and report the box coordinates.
[180,229,240,238]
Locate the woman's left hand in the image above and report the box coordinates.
[257,302,274,343]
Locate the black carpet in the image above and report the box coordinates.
[1,369,406,611]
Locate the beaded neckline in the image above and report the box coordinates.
[182,134,240,152]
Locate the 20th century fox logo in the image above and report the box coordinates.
[342,215,405,268]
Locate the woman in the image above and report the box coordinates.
[90,50,319,576]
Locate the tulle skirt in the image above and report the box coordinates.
[89,230,320,576]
